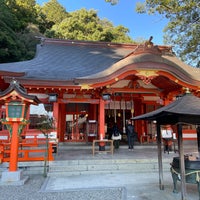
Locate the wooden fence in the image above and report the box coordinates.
[0,130,57,163]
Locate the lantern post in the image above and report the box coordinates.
[0,80,40,184]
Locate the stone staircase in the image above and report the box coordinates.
[0,142,181,177]
[0,141,197,177]
[47,158,172,177]
[0,157,172,177]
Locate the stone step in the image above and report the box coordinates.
[0,158,172,177]
[47,158,172,177]
[0,161,45,175]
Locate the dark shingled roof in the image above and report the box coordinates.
[0,38,199,84]
[132,92,200,125]
[0,40,133,81]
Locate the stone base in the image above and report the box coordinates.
[0,170,29,186]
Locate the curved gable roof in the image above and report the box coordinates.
[0,39,133,81]
[0,38,199,87]
[77,53,200,85]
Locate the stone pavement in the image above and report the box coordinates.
[0,170,198,200]
[0,141,199,200]
[42,171,199,200]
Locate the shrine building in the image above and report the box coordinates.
[0,38,200,145]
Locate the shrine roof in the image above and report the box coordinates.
[0,38,199,85]
[0,38,134,81]
[133,92,200,125]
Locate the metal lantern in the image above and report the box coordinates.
[0,80,40,173]
[6,101,29,121]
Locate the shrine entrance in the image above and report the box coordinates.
[64,103,98,143]
[65,113,87,142]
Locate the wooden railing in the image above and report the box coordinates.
[0,130,57,163]
[0,141,55,162]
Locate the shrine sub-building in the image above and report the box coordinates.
[0,38,200,147]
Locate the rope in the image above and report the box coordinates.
[171,167,200,182]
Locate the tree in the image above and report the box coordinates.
[0,0,134,63]
[40,0,68,25]
[52,8,133,43]
[37,0,68,36]
[135,0,200,67]
[0,0,39,63]
[11,0,38,29]
[0,0,24,62]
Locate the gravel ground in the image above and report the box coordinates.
[0,175,124,200]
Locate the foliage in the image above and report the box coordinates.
[0,0,39,63]
[40,0,68,24]
[52,8,133,43]
[37,115,55,135]
[135,0,200,67]
[0,0,20,62]
[14,0,38,28]
[0,0,134,63]
[35,4,53,34]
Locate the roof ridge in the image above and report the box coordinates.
[38,37,172,53]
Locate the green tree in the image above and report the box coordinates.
[0,0,134,63]
[37,0,68,36]
[110,25,133,43]
[35,4,53,34]
[0,0,23,62]
[10,0,38,29]
[40,0,68,25]
[0,0,39,63]
[52,8,133,43]
[135,0,200,67]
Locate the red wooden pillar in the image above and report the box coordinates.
[53,102,60,141]
[9,122,19,171]
[89,104,97,120]
[58,103,66,142]
[99,98,105,138]
[53,103,61,142]
[54,102,65,142]
[98,98,105,150]
[134,99,143,137]
[141,103,146,134]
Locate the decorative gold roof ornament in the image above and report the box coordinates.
[80,84,92,90]
[136,70,158,85]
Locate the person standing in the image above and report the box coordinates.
[126,120,135,151]
[112,123,121,149]
[162,125,173,154]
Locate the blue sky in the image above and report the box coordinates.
[36,0,168,45]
